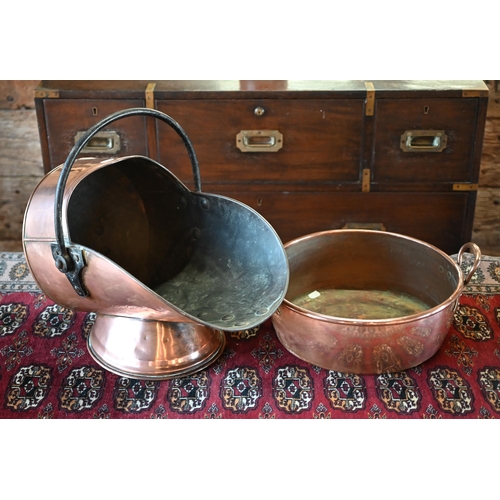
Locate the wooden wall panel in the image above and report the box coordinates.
[473,81,500,256]
[0,106,44,251]
[0,80,38,110]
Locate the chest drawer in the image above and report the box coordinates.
[372,98,480,184]
[155,99,364,186]
[214,189,470,253]
[41,98,148,168]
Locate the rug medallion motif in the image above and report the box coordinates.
[376,371,421,414]
[58,365,106,412]
[273,365,314,413]
[0,302,29,337]
[324,371,366,412]
[114,378,159,413]
[221,366,262,413]
[167,371,211,414]
[427,366,474,415]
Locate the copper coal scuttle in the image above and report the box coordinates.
[23,108,289,380]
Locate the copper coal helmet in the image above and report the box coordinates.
[23,108,289,380]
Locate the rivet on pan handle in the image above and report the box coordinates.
[51,107,202,297]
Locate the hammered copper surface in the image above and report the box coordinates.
[272,230,480,374]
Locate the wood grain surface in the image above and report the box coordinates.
[0,109,44,250]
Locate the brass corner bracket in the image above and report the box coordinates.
[145,83,156,109]
[462,90,489,98]
[453,183,479,191]
[33,89,59,99]
[362,168,371,192]
[365,82,375,116]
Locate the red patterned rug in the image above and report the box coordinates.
[1,251,500,419]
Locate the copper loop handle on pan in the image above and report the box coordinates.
[457,242,482,286]
[51,107,202,292]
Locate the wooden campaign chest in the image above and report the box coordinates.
[34,80,489,254]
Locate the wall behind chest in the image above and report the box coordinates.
[0,80,44,251]
[473,80,500,255]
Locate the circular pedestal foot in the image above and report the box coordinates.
[87,314,226,380]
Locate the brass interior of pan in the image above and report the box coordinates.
[292,288,430,320]
[286,231,459,320]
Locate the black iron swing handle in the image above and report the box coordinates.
[51,107,202,297]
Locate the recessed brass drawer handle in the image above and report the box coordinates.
[400,130,447,153]
[236,130,283,152]
[74,130,121,154]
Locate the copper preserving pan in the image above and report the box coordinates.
[272,229,480,374]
